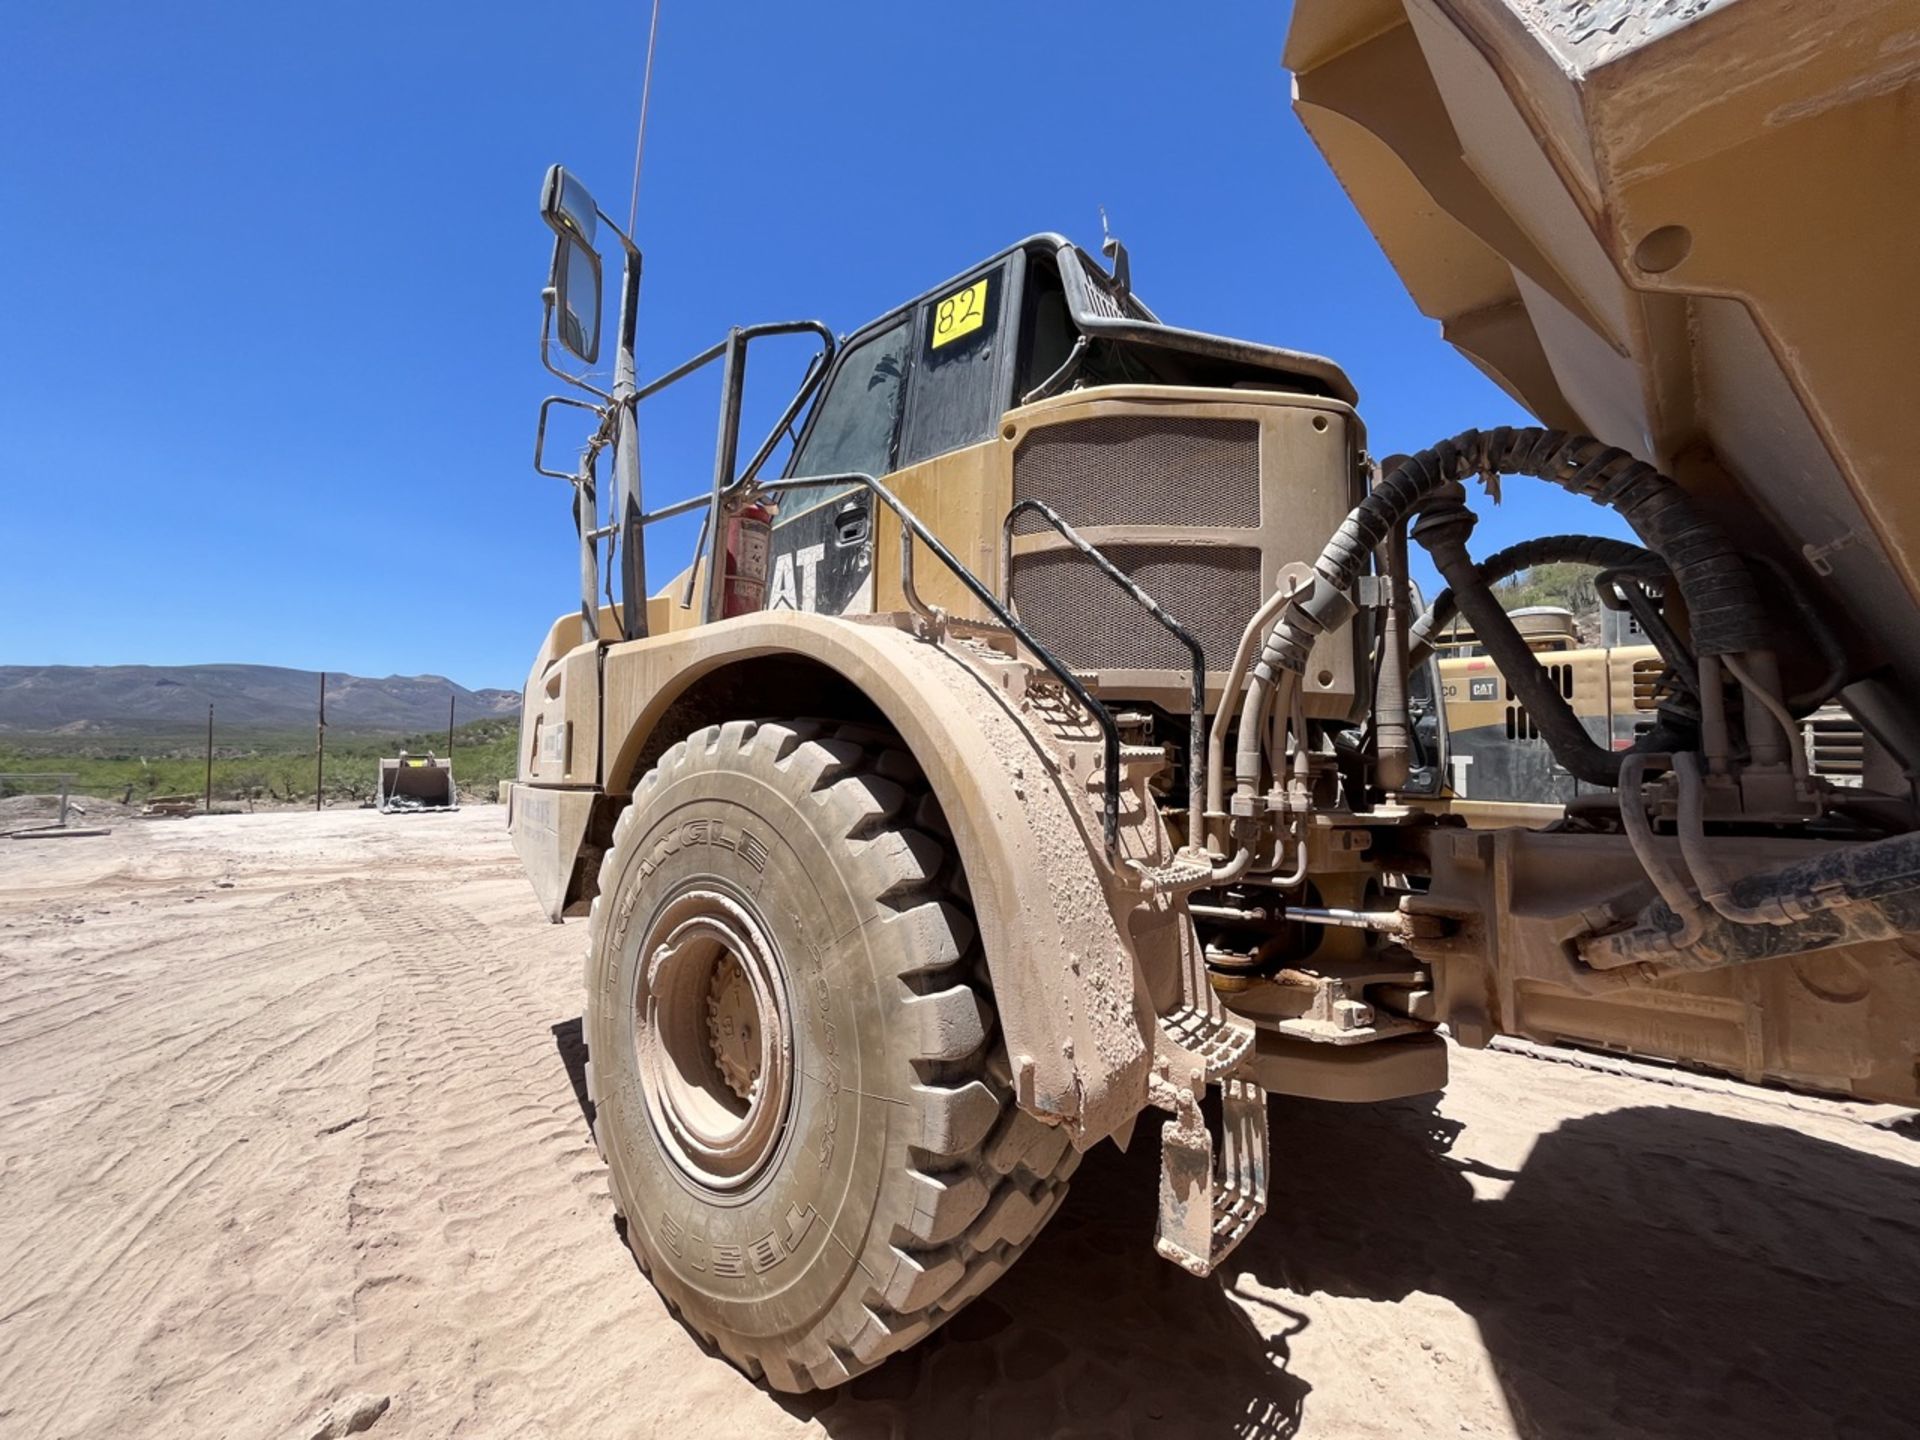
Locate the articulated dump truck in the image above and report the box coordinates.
[507,0,1919,1391]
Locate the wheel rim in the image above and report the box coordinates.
[634,887,795,1193]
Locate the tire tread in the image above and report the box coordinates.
[584,718,1077,1392]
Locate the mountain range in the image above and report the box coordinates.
[0,664,520,737]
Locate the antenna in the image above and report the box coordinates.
[626,0,664,235]
[1097,205,1131,302]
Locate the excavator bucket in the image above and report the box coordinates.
[377,753,458,813]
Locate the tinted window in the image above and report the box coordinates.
[898,267,1007,468]
[789,320,910,486]
[1018,256,1075,399]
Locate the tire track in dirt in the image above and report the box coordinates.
[336,879,825,1440]
[0,855,385,1437]
[9,809,1913,1438]
[336,883,740,1436]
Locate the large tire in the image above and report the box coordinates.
[584,719,1079,1391]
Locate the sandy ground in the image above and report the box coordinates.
[1,808,1916,1440]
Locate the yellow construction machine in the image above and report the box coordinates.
[507,0,1918,1391]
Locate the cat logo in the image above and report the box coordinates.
[768,543,826,611]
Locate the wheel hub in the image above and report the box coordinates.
[633,887,794,1193]
[706,954,761,1103]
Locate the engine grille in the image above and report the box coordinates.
[1010,543,1263,672]
[1013,416,1260,532]
[1805,703,1864,784]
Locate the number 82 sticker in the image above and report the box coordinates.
[931,277,989,349]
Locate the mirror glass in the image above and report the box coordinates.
[551,234,602,365]
[541,165,599,246]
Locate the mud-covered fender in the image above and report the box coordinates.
[598,612,1155,1147]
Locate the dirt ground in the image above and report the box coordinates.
[2,809,1915,1440]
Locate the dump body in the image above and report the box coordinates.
[1286,0,1920,752]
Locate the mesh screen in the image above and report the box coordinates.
[1010,544,1263,672]
[1013,416,1260,531]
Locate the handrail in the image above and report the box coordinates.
[1002,499,1207,851]
[765,472,1124,856]
[614,467,1124,856]
[539,319,837,643]
[584,315,1127,855]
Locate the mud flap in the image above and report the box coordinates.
[509,783,598,921]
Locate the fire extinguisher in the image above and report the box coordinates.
[721,498,774,617]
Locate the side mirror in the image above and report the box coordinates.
[540,165,603,365]
[548,234,602,364]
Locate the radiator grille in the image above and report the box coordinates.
[1010,544,1263,672]
[1631,657,1667,710]
[1508,664,1576,702]
[1805,703,1864,783]
[1506,704,1543,742]
[1013,416,1260,532]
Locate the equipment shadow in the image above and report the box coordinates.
[1237,1090,1920,1440]
[774,1134,1312,1440]
[552,1017,1918,1439]
[552,1016,595,1136]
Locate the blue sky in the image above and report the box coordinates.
[0,1,1619,691]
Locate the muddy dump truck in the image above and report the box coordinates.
[507,4,1917,1390]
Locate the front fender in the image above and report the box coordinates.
[598,612,1155,1147]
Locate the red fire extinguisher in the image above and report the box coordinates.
[721,499,774,617]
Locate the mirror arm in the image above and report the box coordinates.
[533,394,606,481]
[607,247,649,642]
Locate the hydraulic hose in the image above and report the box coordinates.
[1375,522,1414,793]
[1413,499,1620,791]
[1408,533,1666,667]
[1582,820,1920,972]
[1674,751,1800,924]
[1414,493,1625,786]
[1236,426,1771,802]
[1206,583,1295,828]
[1616,752,1707,947]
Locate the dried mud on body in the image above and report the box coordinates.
[1,809,1915,1439]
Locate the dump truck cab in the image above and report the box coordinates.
[648,234,1361,630]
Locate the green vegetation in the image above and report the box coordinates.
[1494,561,1599,616]
[0,717,518,807]
[1495,561,1602,639]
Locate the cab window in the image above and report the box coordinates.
[1017,254,1075,399]
[788,319,910,487]
[898,265,1009,468]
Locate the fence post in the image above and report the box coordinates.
[315,672,326,812]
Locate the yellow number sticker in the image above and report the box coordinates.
[931,278,988,349]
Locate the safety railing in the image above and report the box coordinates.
[676,470,1127,857]
[1000,499,1207,849]
[537,320,837,642]
[584,328,1135,855]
